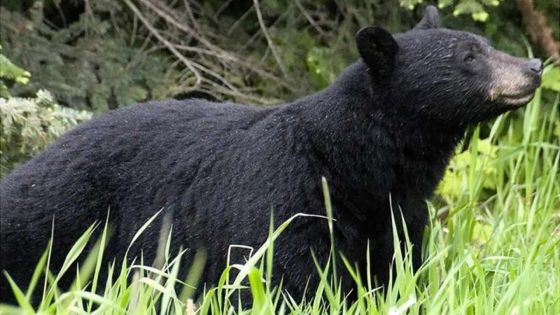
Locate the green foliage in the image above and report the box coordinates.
[0,45,30,98]
[400,0,502,21]
[0,0,180,111]
[0,90,91,176]
[542,64,560,92]
[444,0,501,22]
[437,137,498,201]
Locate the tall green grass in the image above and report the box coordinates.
[1,67,558,314]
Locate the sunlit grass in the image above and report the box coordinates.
[1,67,558,314]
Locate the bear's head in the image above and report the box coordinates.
[356,6,543,126]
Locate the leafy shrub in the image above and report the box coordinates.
[0,0,180,112]
[0,90,91,176]
[0,45,30,98]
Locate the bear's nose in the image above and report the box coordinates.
[527,58,543,75]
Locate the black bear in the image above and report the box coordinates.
[0,6,542,303]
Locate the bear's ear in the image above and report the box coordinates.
[413,5,441,30]
[356,26,399,80]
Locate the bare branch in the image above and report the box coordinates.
[253,0,289,79]
[294,0,326,36]
[124,0,202,90]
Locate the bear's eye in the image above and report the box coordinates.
[464,54,475,63]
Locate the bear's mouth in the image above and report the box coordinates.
[496,89,536,107]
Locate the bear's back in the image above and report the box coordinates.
[0,98,272,226]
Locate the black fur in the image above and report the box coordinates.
[0,6,541,303]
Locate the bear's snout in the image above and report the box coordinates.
[488,53,542,107]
